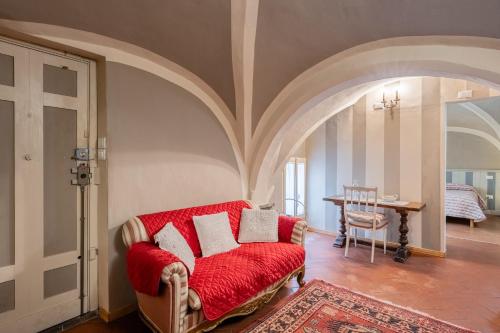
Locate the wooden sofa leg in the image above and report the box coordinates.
[470,219,475,228]
[296,267,306,287]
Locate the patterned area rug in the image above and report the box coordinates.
[242,280,478,333]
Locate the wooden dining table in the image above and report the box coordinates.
[322,196,426,263]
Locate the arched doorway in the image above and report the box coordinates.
[250,36,500,253]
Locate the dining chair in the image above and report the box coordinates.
[343,185,389,263]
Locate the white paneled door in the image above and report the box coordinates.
[0,38,97,332]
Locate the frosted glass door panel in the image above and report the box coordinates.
[44,264,77,298]
[43,106,77,257]
[0,53,14,86]
[0,281,15,314]
[0,100,14,267]
[43,64,77,97]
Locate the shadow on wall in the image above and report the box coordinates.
[104,62,243,313]
[106,63,238,164]
[109,225,136,311]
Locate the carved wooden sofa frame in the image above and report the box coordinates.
[122,205,307,333]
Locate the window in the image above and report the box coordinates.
[284,157,306,217]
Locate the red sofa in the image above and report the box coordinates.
[122,200,307,333]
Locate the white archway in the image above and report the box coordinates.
[460,102,500,139]
[250,36,500,204]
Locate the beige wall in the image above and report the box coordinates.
[305,125,327,230]
[447,133,500,169]
[104,62,242,311]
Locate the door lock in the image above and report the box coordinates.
[71,163,91,186]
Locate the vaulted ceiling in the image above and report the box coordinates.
[3,0,500,200]
[253,0,500,131]
[2,0,500,131]
[448,96,500,149]
[0,0,235,112]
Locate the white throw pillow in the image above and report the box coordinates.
[238,208,279,243]
[192,212,240,257]
[154,223,195,274]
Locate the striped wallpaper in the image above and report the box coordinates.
[447,169,500,213]
[303,77,499,251]
[307,77,443,250]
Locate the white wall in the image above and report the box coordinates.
[305,124,326,230]
[447,132,500,170]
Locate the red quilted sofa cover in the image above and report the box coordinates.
[126,200,305,321]
[189,242,304,320]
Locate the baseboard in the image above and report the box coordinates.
[308,227,446,258]
[308,227,337,237]
[98,303,137,322]
[408,246,446,258]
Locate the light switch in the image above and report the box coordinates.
[97,137,107,161]
[97,137,107,149]
[89,247,98,260]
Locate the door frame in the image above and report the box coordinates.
[0,36,98,332]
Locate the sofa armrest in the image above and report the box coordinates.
[278,216,308,246]
[128,242,189,333]
[122,217,150,248]
[127,242,187,295]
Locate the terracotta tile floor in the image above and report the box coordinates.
[447,215,500,245]
[68,232,500,333]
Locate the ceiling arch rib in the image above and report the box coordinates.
[460,102,500,139]
[249,36,500,203]
[251,0,500,133]
[448,126,500,151]
[0,19,248,196]
[231,0,259,164]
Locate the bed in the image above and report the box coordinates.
[446,183,487,227]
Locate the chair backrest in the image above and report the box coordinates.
[343,185,378,215]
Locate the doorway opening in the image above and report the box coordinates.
[445,95,500,245]
[281,76,499,255]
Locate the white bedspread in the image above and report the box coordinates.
[445,184,487,222]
